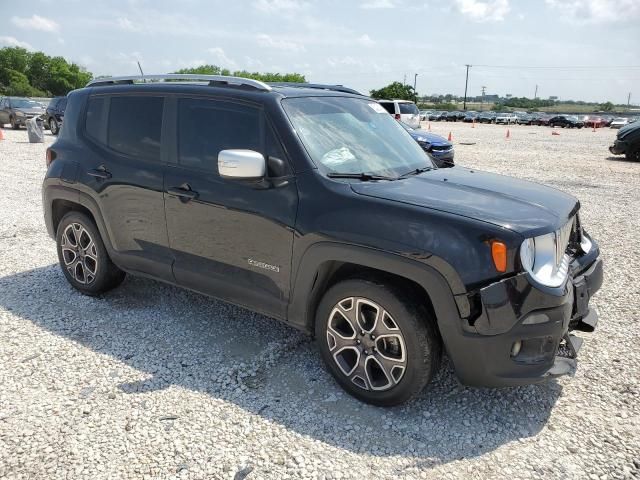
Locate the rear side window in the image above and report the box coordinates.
[177,99,261,173]
[378,102,395,114]
[399,103,419,114]
[108,96,163,161]
[85,96,109,144]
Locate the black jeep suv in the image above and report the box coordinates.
[42,75,603,406]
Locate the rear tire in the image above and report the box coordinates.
[56,211,126,295]
[315,278,441,406]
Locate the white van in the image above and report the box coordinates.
[378,99,421,128]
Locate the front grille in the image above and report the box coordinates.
[431,145,452,151]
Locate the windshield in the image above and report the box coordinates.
[10,98,41,109]
[282,97,433,177]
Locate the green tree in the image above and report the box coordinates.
[0,47,93,96]
[599,101,614,112]
[369,81,417,101]
[174,64,306,83]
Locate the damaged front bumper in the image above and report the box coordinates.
[448,244,603,387]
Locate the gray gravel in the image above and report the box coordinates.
[0,123,639,479]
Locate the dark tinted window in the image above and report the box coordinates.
[58,98,67,111]
[178,99,261,172]
[378,102,395,114]
[108,96,163,161]
[85,96,109,144]
[48,98,59,108]
[399,102,419,114]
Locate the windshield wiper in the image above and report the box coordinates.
[327,172,396,181]
[398,166,435,179]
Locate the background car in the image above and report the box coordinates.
[378,99,421,128]
[549,115,584,128]
[477,112,496,123]
[610,117,629,129]
[532,114,552,126]
[495,113,516,124]
[399,121,455,167]
[584,116,606,128]
[517,114,534,125]
[463,111,478,123]
[444,111,459,122]
[610,120,640,161]
[44,96,67,135]
[0,96,46,129]
[419,109,433,121]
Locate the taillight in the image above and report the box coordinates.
[394,113,401,120]
[46,148,57,167]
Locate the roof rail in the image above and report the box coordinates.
[268,82,364,96]
[86,74,272,91]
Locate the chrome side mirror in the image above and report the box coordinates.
[218,149,266,180]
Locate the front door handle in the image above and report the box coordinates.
[88,166,111,179]
[167,184,198,201]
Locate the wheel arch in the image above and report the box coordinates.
[288,243,466,355]
[44,185,116,256]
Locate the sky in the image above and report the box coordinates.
[1,0,639,103]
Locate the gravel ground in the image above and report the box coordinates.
[0,123,639,480]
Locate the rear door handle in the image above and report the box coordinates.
[88,166,111,179]
[167,185,198,201]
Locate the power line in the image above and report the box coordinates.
[473,64,640,69]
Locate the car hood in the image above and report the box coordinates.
[350,167,578,237]
[16,108,44,115]
[408,129,451,146]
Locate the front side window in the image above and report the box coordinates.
[282,96,432,177]
[108,96,163,161]
[177,99,261,173]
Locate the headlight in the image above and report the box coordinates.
[520,221,573,288]
[580,231,592,254]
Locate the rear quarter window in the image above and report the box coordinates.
[107,96,164,161]
[85,96,109,144]
[399,103,419,114]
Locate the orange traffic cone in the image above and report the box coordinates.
[428,122,431,131]
[552,131,560,136]
[592,123,596,132]
[506,129,510,139]
[0,129,3,141]
[472,119,475,128]
[447,131,452,141]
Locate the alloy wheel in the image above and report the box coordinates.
[50,119,58,135]
[325,297,407,391]
[60,223,99,284]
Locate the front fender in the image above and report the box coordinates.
[287,242,468,365]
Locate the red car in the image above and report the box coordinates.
[585,116,606,128]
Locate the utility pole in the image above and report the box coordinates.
[481,86,486,111]
[463,64,471,111]
[534,84,538,100]
[629,92,632,108]
[413,73,418,101]
[403,73,406,86]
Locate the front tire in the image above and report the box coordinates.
[10,116,19,130]
[315,278,441,406]
[626,147,640,162]
[56,212,125,295]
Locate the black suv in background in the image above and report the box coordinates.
[45,96,67,135]
[609,120,640,161]
[549,115,585,128]
[42,75,603,405]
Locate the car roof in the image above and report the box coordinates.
[84,81,367,101]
